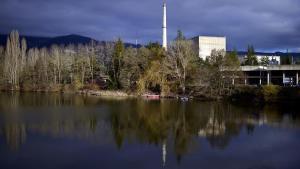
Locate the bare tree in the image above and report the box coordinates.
[76,44,90,85]
[63,45,76,84]
[224,49,241,87]
[165,40,197,95]
[97,42,115,84]
[119,47,141,90]
[87,41,97,82]
[20,38,27,76]
[50,45,63,84]
[0,46,4,85]
[3,30,25,88]
[206,49,227,96]
[36,48,50,85]
[24,48,40,88]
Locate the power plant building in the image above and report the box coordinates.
[192,36,226,60]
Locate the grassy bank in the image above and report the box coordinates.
[77,90,134,97]
[0,83,136,98]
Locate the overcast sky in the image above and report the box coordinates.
[0,0,299,52]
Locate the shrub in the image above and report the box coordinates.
[81,83,100,91]
[21,80,36,91]
[262,85,280,102]
[230,86,263,103]
[62,84,74,93]
[71,77,83,91]
[47,84,62,92]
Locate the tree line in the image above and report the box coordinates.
[0,30,240,98]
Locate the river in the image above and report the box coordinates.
[0,93,300,169]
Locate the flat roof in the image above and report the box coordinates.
[240,65,300,71]
[192,35,226,39]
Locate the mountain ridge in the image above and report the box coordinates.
[0,34,141,49]
[0,33,298,56]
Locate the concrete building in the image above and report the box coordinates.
[226,65,300,86]
[192,36,226,60]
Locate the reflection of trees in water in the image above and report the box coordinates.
[109,101,243,163]
[108,100,300,164]
[0,92,107,108]
[1,93,300,163]
[2,124,26,151]
[0,93,115,150]
[110,100,173,149]
[197,103,248,149]
[0,117,111,151]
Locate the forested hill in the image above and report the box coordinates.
[0,34,141,49]
[236,51,300,57]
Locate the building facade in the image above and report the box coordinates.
[240,65,300,86]
[192,36,226,60]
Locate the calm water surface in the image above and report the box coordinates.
[0,93,300,169]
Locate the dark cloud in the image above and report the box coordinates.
[0,0,299,51]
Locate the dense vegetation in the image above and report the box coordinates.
[230,85,300,103]
[0,30,241,98]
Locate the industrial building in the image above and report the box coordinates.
[192,36,226,60]
[227,65,300,86]
[160,1,300,87]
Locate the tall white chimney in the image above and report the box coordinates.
[162,0,167,51]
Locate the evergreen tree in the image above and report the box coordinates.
[261,56,269,66]
[175,30,186,41]
[244,45,258,65]
[225,49,240,67]
[111,38,124,89]
[146,42,165,61]
[281,56,291,65]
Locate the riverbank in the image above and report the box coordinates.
[230,85,300,103]
[0,88,136,99]
[2,85,300,103]
[76,89,135,98]
[0,83,135,98]
[76,86,300,103]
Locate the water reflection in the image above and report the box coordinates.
[2,124,26,150]
[0,92,300,167]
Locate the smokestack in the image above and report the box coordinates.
[162,0,167,51]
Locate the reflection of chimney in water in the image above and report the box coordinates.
[162,141,167,167]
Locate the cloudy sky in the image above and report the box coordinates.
[0,0,299,51]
